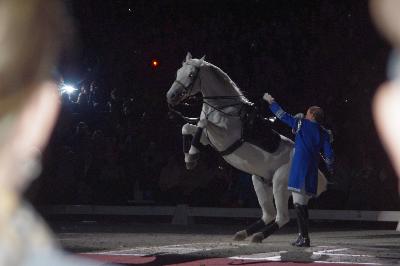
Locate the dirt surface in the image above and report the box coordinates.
[51,219,400,265]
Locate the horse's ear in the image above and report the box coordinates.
[186,52,192,62]
[199,55,206,64]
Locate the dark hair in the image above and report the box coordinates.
[308,106,324,124]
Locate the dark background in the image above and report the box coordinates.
[26,0,400,210]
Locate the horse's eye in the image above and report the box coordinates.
[189,73,193,78]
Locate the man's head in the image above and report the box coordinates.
[306,106,324,123]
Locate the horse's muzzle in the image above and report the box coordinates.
[166,93,179,106]
[166,84,185,106]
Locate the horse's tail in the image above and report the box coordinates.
[316,169,328,196]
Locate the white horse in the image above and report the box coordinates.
[166,52,327,242]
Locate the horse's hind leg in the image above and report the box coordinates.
[250,164,290,243]
[272,163,290,228]
[234,174,276,241]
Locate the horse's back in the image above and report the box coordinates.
[222,137,293,178]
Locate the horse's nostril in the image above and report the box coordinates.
[167,91,175,100]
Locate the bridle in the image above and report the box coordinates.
[169,63,252,120]
[172,64,200,100]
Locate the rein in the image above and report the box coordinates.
[202,100,245,117]
[202,95,245,100]
[167,104,200,124]
[168,95,245,123]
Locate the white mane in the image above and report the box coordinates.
[192,59,252,105]
[186,58,205,67]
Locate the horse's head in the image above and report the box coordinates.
[166,52,204,106]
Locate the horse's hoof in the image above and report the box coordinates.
[233,230,248,241]
[250,232,264,243]
[185,161,198,170]
[187,153,200,162]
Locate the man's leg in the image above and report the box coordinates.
[292,192,311,247]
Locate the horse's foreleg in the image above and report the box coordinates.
[188,126,203,155]
[182,123,197,169]
[233,174,276,241]
[182,123,208,170]
[188,119,208,155]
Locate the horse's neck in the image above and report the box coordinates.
[201,86,239,98]
[199,67,243,111]
[197,66,243,150]
[199,64,242,99]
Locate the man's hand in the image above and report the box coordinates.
[263,93,275,104]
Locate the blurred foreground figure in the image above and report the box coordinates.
[370,0,400,192]
[0,0,103,265]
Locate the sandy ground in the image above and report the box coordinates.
[51,218,400,265]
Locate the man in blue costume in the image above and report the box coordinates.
[263,93,334,247]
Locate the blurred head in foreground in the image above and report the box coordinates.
[0,0,103,265]
[370,0,400,192]
[0,0,67,192]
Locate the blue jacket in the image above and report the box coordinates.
[269,101,334,196]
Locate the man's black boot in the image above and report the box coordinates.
[292,203,310,247]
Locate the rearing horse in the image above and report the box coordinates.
[166,53,327,242]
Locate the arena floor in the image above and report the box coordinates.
[53,219,400,265]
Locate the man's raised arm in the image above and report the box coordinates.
[263,93,296,128]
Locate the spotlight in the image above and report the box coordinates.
[151,59,159,68]
[61,85,77,95]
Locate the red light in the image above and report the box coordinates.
[151,59,159,68]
